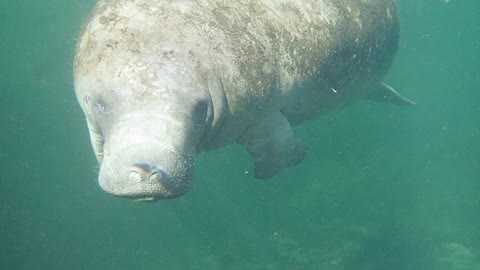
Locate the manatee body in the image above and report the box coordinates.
[74,0,413,200]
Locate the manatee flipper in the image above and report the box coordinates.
[367,82,416,106]
[241,112,306,179]
[86,116,104,163]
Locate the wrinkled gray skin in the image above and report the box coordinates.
[74,0,414,200]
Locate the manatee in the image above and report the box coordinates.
[74,0,414,200]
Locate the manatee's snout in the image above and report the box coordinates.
[98,144,194,200]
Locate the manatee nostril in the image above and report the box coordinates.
[149,166,171,183]
[129,170,142,183]
[131,163,171,184]
[149,172,161,182]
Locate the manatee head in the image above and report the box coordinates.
[76,70,209,200]
[77,86,211,200]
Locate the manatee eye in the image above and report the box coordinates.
[83,95,91,106]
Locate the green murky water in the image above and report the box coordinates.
[1,0,479,269]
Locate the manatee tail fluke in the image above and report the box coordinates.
[367,82,416,106]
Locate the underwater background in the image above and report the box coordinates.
[1,0,479,269]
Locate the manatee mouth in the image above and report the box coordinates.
[98,144,194,200]
[133,197,159,202]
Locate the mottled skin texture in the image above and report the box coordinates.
[74,0,409,200]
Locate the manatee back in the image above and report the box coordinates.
[74,0,400,146]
